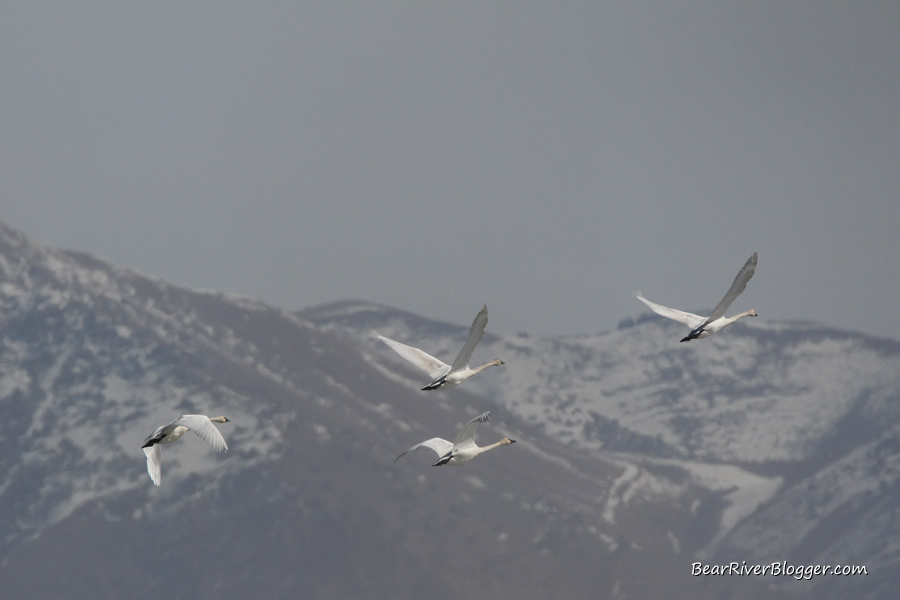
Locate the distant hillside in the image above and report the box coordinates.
[0,221,894,599]
[304,300,900,599]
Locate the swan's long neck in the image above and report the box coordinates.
[721,309,756,326]
[471,359,504,375]
[476,438,513,455]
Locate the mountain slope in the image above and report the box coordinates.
[0,223,641,598]
[0,222,894,599]
[0,223,731,600]
[303,299,900,599]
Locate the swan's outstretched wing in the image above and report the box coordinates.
[375,333,451,380]
[634,292,706,329]
[706,252,758,323]
[144,445,162,486]
[394,437,454,463]
[172,415,228,452]
[450,305,488,372]
[453,411,491,448]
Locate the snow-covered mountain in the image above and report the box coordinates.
[0,221,896,599]
[302,299,900,598]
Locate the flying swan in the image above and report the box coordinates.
[394,411,515,466]
[141,415,230,486]
[635,252,758,342]
[374,304,504,390]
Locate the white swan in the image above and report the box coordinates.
[374,304,504,390]
[394,411,515,466]
[141,415,230,486]
[635,252,758,342]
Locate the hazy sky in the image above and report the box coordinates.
[2,2,898,339]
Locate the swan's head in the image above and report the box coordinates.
[748,309,758,317]
[210,415,230,423]
[501,437,516,445]
[492,359,505,367]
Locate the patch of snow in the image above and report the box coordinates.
[314,424,331,442]
[603,462,641,524]
[465,475,486,489]
[667,530,681,554]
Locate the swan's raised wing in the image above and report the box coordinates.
[173,415,228,452]
[634,292,706,329]
[394,437,454,463]
[375,333,451,380]
[450,305,488,372]
[453,411,491,448]
[706,252,757,323]
[144,445,162,486]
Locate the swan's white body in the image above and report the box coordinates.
[636,252,758,342]
[141,415,230,486]
[394,411,515,466]
[375,304,504,390]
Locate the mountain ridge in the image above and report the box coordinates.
[0,221,895,599]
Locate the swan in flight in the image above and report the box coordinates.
[635,252,758,342]
[141,415,230,486]
[394,411,515,466]
[374,304,504,390]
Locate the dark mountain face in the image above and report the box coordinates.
[0,221,894,599]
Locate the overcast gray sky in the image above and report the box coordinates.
[1,2,898,339]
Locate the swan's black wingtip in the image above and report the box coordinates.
[421,377,446,391]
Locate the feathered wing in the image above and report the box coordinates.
[375,333,451,380]
[453,412,491,448]
[172,415,228,452]
[394,437,454,463]
[449,305,488,372]
[141,419,175,447]
[144,445,162,486]
[706,252,758,323]
[634,292,706,329]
